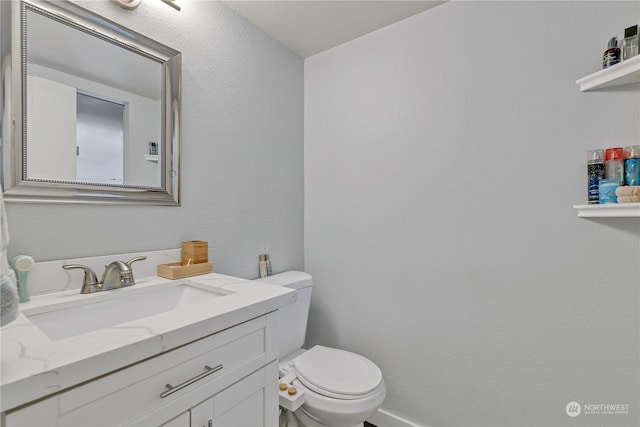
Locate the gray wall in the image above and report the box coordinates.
[304,2,639,426]
[5,1,304,279]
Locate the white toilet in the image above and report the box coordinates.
[255,271,386,427]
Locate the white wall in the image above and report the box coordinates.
[123,94,161,188]
[26,75,77,181]
[305,2,639,426]
[6,0,304,279]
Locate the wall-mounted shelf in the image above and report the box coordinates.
[576,55,640,91]
[573,203,640,217]
[144,155,159,162]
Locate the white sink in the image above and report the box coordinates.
[24,282,229,341]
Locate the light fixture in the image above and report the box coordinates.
[114,0,181,11]
[114,0,141,9]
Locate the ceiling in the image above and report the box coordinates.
[220,1,446,58]
[27,7,160,100]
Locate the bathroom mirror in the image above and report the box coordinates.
[1,0,181,205]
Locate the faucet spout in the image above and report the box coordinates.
[101,261,133,290]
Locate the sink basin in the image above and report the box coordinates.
[24,282,228,341]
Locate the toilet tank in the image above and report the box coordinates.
[253,271,312,358]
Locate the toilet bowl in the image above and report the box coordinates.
[282,345,386,427]
[254,272,386,427]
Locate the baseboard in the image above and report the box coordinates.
[367,408,427,427]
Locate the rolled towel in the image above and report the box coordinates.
[1,270,19,326]
[1,181,9,253]
[0,181,19,326]
[615,186,640,203]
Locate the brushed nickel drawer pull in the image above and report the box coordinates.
[160,364,223,398]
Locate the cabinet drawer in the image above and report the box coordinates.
[138,360,279,427]
[55,315,270,426]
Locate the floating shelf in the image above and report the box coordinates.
[573,203,640,218]
[144,155,159,162]
[576,55,640,91]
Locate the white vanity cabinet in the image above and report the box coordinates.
[3,313,279,427]
[160,362,276,427]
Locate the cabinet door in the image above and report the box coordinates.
[212,379,264,427]
[212,361,278,427]
[189,397,214,427]
[148,361,277,427]
[159,411,190,427]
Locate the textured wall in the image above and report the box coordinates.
[5,0,304,279]
[304,2,640,426]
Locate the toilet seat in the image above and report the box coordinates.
[292,346,383,400]
[290,376,386,427]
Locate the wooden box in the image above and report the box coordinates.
[182,240,208,265]
[157,261,213,280]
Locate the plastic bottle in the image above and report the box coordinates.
[11,255,34,303]
[622,25,639,60]
[624,145,640,186]
[258,254,267,278]
[598,179,621,204]
[605,147,625,183]
[587,149,605,204]
[264,254,272,276]
[603,37,620,68]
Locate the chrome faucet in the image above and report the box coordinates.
[63,256,147,294]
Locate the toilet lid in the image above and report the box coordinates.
[293,346,382,398]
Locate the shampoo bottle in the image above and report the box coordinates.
[624,145,640,186]
[603,37,620,68]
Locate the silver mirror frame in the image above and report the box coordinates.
[1,0,181,205]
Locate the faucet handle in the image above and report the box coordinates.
[126,256,147,267]
[118,256,147,287]
[62,264,100,294]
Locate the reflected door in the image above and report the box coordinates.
[76,93,124,185]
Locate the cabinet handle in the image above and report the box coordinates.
[160,364,223,398]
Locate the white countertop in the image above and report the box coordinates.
[0,272,295,412]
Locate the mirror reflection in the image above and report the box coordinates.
[1,0,181,205]
[75,93,125,185]
[26,5,162,188]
